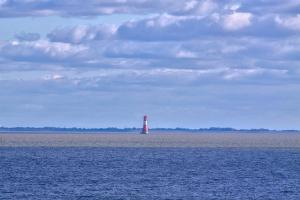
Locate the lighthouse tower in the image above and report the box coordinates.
[141,115,149,134]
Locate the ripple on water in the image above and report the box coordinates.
[0,147,300,199]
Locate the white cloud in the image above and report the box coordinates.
[118,12,294,41]
[184,1,198,11]
[117,14,217,41]
[176,50,197,58]
[30,40,87,58]
[48,25,116,44]
[0,39,88,61]
[221,45,246,54]
[223,12,253,31]
[275,14,300,31]
[224,3,241,11]
[196,0,218,15]
[183,0,218,15]
[43,74,64,81]
[0,0,299,18]
[52,74,64,80]
[0,0,188,17]
[0,66,290,84]
[223,68,263,80]
[145,14,188,28]
[222,68,287,80]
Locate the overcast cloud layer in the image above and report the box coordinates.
[0,0,300,129]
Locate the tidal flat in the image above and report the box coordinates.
[1,132,300,147]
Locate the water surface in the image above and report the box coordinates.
[1,147,299,199]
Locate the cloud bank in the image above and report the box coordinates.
[0,0,300,128]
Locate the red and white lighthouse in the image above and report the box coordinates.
[142,115,149,134]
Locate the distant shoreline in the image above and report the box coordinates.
[1,131,300,135]
[0,127,299,133]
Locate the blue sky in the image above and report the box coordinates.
[0,0,300,129]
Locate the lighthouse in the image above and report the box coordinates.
[141,115,149,134]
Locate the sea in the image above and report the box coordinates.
[1,146,300,199]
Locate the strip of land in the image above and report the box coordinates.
[0,132,300,148]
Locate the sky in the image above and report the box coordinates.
[0,0,300,129]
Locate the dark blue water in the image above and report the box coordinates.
[1,147,300,199]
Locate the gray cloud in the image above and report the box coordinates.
[15,32,40,41]
[237,0,300,15]
[117,14,300,41]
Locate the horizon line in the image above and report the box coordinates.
[0,126,299,132]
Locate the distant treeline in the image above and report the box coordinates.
[0,127,298,132]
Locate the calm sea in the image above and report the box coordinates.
[1,147,300,199]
